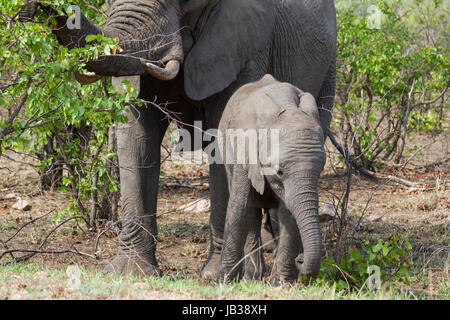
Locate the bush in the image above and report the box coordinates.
[317,234,413,291]
[334,0,449,168]
[0,0,141,228]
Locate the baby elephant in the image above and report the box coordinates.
[218,74,326,282]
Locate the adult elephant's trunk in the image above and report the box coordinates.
[95,0,184,78]
[22,1,183,79]
[286,176,322,277]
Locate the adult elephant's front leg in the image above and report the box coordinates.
[104,105,168,276]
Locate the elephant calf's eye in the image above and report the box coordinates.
[272,165,283,176]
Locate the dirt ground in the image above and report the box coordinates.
[0,129,448,299]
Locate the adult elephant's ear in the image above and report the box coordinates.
[183,0,276,101]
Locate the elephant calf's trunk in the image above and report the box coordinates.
[288,182,322,277]
[295,214,322,277]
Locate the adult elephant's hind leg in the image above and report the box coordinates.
[104,104,168,276]
[317,61,336,139]
[201,163,228,279]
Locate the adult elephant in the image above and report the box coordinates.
[20,0,337,278]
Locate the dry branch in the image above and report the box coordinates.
[385,175,419,187]
[0,214,96,265]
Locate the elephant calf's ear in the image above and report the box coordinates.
[298,92,320,121]
[248,164,265,195]
[183,0,276,101]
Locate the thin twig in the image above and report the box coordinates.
[3,210,55,244]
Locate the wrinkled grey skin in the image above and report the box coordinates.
[20,0,336,279]
[218,75,326,282]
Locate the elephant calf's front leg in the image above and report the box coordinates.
[243,208,265,280]
[271,204,301,283]
[218,166,252,282]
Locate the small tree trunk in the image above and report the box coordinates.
[90,171,99,229]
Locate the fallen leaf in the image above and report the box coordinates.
[179,199,210,214]
[12,198,32,211]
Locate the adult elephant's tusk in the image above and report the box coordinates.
[74,71,103,85]
[140,59,180,81]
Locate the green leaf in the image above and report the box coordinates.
[372,241,383,253]
[337,280,349,290]
[350,250,362,261]
[85,34,97,43]
[405,240,412,251]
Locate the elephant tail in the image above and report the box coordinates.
[327,131,377,181]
